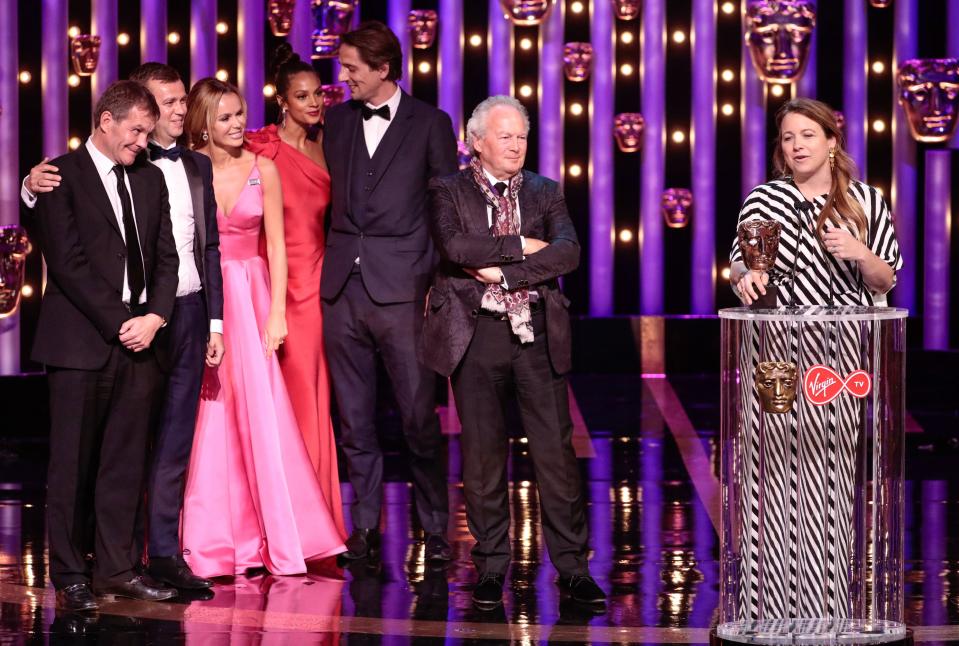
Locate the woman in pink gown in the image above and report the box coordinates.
[246,44,345,538]
[179,78,345,578]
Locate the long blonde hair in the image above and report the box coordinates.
[772,98,868,243]
[184,77,247,150]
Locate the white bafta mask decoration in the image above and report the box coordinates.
[321,83,346,107]
[563,42,593,83]
[457,141,472,170]
[71,35,101,77]
[661,188,693,229]
[745,0,816,84]
[613,0,641,21]
[408,10,438,50]
[268,0,297,37]
[614,113,645,153]
[897,58,959,143]
[499,0,554,26]
[312,0,357,59]
[0,225,32,319]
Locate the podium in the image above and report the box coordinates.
[716,306,909,645]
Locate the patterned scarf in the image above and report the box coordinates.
[469,157,533,343]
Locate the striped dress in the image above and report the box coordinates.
[727,179,902,620]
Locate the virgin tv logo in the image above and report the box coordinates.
[803,365,872,406]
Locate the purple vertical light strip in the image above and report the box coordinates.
[91,0,119,109]
[640,0,665,315]
[387,0,412,92]
[0,0,19,374]
[538,0,563,181]
[923,151,950,350]
[920,481,947,627]
[795,24,815,98]
[288,0,312,63]
[590,0,615,316]
[239,0,265,129]
[639,402,664,626]
[438,0,463,136]
[950,0,959,149]
[42,0,68,159]
[487,1,512,96]
[190,0,217,85]
[741,5,766,198]
[140,0,167,64]
[844,0,867,176]
[892,0,917,312]
[691,0,716,314]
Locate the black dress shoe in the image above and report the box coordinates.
[558,575,607,604]
[96,575,178,602]
[149,556,213,590]
[472,573,505,609]
[424,534,452,562]
[56,583,99,612]
[341,528,381,560]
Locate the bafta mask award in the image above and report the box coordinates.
[613,113,645,153]
[754,361,798,414]
[613,0,641,21]
[745,0,816,85]
[71,35,101,77]
[0,225,32,319]
[661,189,693,229]
[563,42,593,83]
[737,219,782,309]
[268,0,296,37]
[499,0,553,26]
[312,0,357,59]
[897,58,959,143]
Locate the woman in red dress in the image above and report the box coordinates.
[246,44,345,539]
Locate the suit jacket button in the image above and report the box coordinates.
[471,309,479,317]
[367,171,374,176]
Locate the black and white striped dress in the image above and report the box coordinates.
[727,179,902,620]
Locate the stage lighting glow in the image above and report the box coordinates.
[21,285,33,298]
[568,163,582,177]
[520,38,533,50]
[571,1,585,14]
[469,34,483,47]
[721,69,735,82]
[770,84,784,97]
[721,103,734,116]
[873,119,886,132]
[216,21,229,35]
[68,26,81,39]
[721,2,736,14]
[872,60,885,74]
[18,71,31,84]
[569,102,584,116]
[418,61,432,74]
[721,266,731,280]
[620,63,634,76]
[672,30,686,44]
[68,136,81,150]
[672,130,686,143]
[263,84,276,97]
[519,84,533,97]
[68,74,80,88]
[167,32,181,45]
[216,69,229,82]
[621,31,634,44]
[619,229,634,243]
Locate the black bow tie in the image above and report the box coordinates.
[148,143,183,162]
[361,104,391,121]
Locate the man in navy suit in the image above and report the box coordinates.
[23,64,224,593]
[321,21,457,561]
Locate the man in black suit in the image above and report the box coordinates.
[32,80,180,610]
[420,96,606,609]
[23,64,224,593]
[322,21,457,561]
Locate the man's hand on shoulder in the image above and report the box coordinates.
[118,314,165,352]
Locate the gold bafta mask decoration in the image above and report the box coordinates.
[499,0,554,26]
[563,42,593,83]
[868,0,891,6]
[897,58,959,143]
[71,34,101,77]
[738,219,782,307]
[268,0,297,37]
[312,0,357,59]
[833,110,846,131]
[0,225,32,319]
[613,112,645,153]
[457,140,472,170]
[320,83,346,107]
[613,0,641,21]
[754,361,798,414]
[408,10,438,50]
[745,1,816,84]
[661,188,693,229]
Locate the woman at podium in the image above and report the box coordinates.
[723,99,903,620]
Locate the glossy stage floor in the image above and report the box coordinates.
[1,369,958,644]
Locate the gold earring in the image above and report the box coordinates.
[202,131,208,141]
[828,148,836,170]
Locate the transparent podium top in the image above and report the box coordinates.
[719,305,908,322]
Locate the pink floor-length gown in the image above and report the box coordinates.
[181,161,345,577]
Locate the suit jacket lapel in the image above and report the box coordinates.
[181,152,206,273]
[463,176,493,235]
[367,91,414,195]
[517,171,537,236]
[344,102,363,217]
[75,146,123,238]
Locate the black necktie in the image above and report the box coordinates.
[113,164,145,305]
[148,142,183,162]
[361,104,391,121]
[494,182,508,196]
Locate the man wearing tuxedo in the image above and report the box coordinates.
[32,81,180,610]
[322,21,457,562]
[420,96,606,610]
[24,64,225,594]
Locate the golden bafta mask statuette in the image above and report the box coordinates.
[613,0,641,21]
[408,10,438,50]
[0,225,32,319]
[498,0,553,26]
[312,0,357,59]
[737,219,782,308]
[457,140,472,170]
[613,112,644,153]
[745,0,816,85]
[268,0,296,37]
[869,0,891,7]
[661,188,693,229]
[320,83,346,107]
[897,58,959,143]
[564,42,593,83]
[71,35,102,77]
[754,361,798,414]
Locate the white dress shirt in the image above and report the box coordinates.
[85,137,147,305]
[363,84,402,157]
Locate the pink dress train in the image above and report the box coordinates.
[181,162,345,578]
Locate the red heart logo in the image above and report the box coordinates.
[803,365,872,405]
